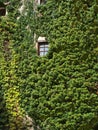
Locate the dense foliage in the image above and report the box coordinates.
[0,0,35,129]
[0,0,98,130]
[21,0,98,130]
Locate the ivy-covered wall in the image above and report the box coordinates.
[0,0,36,129]
[0,0,98,130]
[20,0,98,130]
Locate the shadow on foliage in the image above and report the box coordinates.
[93,123,98,130]
[0,85,9,130]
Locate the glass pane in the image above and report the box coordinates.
[40,47,44,51]
[45,47,48,51]
[40,52,44,56]
[44,44,49,47]
[40,44,44,47]
[45,52,48,55]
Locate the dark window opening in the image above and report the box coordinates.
[38,42,49,56]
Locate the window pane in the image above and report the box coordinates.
[40,44,44,47]
[40,52,44,56]
[40,47,44,51]
[45,47,48,51]
[44,52,48,55]
[44,44,48,47]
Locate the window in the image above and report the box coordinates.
[37,37,49,56]
[38,42,49,56]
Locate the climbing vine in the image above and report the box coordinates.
[0,0,36,129]
[0,0,98,130]
[21,0,98,130]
